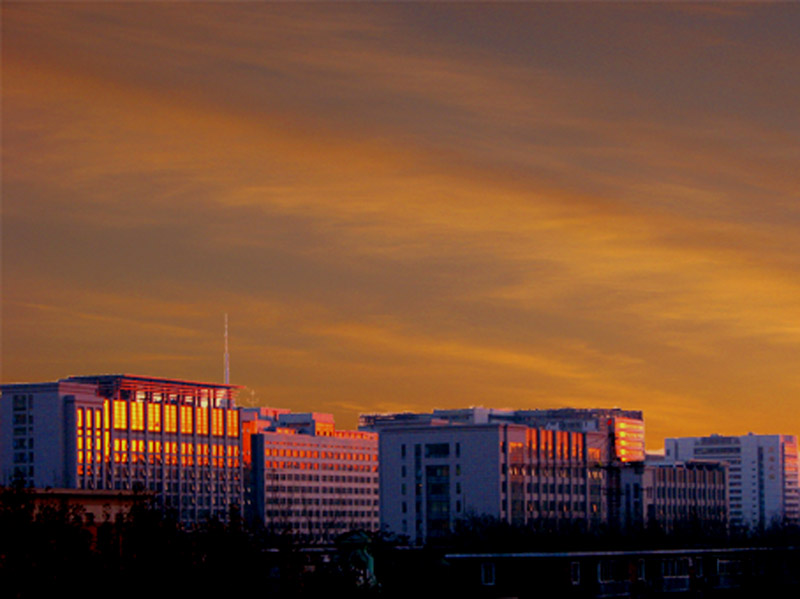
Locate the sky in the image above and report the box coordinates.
[2,2,799,448]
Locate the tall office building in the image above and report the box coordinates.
[361,408,611,544]
[664,433,799,530]
[243,408,379,542]
[1,374,244,523]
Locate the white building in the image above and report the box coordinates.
[243,408,379,542]
[664,433,799,531]
[361,406,644,463]
[361,408,611,544]
[1,374,245,523]
[620,459,728,534]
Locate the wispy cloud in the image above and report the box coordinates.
[3,3,799,441]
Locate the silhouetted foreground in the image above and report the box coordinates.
[2,485,798,598]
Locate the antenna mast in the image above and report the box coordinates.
[224,313,230,385]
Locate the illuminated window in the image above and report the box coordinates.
[148,404,162,432]
[165,405,177,433]
[227,410,239,437]
[180,406,193,434]
[212,409,224,436]
[131,403,144,431]
[113,401,127,430]
[197,408,209,435]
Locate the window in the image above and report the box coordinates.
[571,562,581,586]
[480,562,496,586]
[113,401,127,429]
[131,403,144,431]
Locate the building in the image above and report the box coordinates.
[20,487,148,526]
[360,408,612,544]
[361,406,645,463]
[511,408,646,463]
[664,433,800,531]
[620,459,728,534]
[243,407,379,542]
[1,374,245,523]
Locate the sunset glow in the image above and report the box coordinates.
[3,3,800,448]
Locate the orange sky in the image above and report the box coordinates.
[3,3,799,447]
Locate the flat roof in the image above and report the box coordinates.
[65,373,242,390]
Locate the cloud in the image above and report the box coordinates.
[3,2,800,442]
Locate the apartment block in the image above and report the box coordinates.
[243,408,379,542]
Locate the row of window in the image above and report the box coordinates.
[265,509,378,520]
[264,447,376,461]
[266,485,378,495]
[269,473,377,483]
[266,498,378,506]
[13,396,35,484]
[264,461,376,472]
[106,402,239,437]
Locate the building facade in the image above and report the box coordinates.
[361,408,612,544]
[243,408,379,542]
[512,408,646,463]
[620,459,728,534]
[664,433,799,530]
[361,406,644,463]
[1,375,244,523]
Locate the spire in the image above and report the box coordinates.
[224,313,230,385]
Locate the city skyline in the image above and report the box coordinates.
[3,3,800,448]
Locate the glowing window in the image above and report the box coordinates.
[180,406,193,434]
[197,408,209,435]
[227,410,239,437]
[113,401,127,430]
[212,409,224,436]
[148,404,161,432]
[131,403,144,431]
[164,406,177,433]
